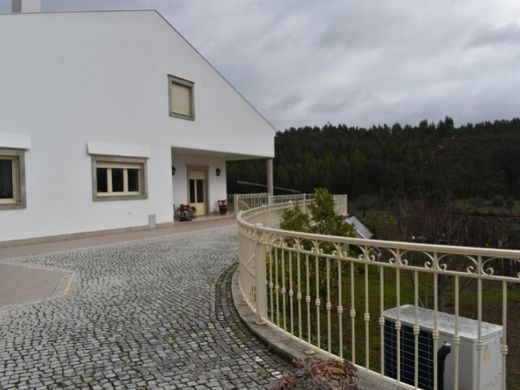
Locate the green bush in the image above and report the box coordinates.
[280,204,310,232]
[309,188,354,237]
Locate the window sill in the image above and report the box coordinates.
[93,194,148,202]
[0,201,26,210]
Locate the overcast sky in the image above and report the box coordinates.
[2,0,520,130]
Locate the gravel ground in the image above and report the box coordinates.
[0,226,291,389]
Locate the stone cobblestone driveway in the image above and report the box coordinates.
[0,226,291,389]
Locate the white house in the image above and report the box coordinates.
[0,2,275,243]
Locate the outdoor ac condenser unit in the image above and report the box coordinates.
[383,305,502,390]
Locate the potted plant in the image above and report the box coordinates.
[177,204,193,221]
[217,200,228,215]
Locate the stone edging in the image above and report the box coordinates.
[230,268,403,390]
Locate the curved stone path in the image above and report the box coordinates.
[0,225,291,389]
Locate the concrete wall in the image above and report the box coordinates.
[0,11,274,241]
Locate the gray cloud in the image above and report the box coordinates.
[2,0,520,129]
[468,22,520,47]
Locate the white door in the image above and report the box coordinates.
[188,170,207,216]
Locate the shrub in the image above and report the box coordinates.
[280,203,310,232]
[309,188,353,237]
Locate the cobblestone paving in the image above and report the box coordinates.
[0,226,291,389]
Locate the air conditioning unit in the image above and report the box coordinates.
[384,305,502,390]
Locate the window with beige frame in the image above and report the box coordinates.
[0,148,26,210]
[92,156,147,201]
[168,75,195,120]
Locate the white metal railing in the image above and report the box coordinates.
[233,193,333,214]
[237,199,520,390]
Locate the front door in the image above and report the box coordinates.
[188,169,207,216]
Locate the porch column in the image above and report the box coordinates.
[266,158,274,200]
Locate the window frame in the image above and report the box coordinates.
[91,155,148,202]
[168,74,195,121]
[0,148,26,210]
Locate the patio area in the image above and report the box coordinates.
[0,223,291,389]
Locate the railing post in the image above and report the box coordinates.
[254,223,268,323]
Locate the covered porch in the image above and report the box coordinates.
[171,146,273,219]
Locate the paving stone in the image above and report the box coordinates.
[0,226,291,388]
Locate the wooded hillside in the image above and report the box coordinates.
[227,117,520,200]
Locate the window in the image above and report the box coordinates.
[168,75,195,120]
[0,148,25,210]
[92,156,147,201]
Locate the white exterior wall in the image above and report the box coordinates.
[171,153,227,214]
[0,11,274,242]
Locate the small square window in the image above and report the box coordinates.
[92,156,147,201]
[168,75,195,120]
[0,148,26,210]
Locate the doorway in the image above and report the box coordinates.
[188,169,207,216]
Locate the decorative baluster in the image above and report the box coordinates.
[282,245,287,330]
[306,253,311,344]
[414,271,420,389]
[326,257,332,353]
[275,247,280,327]
[315,252,321,349]
[250,238,254,306]
[338,259,344,359]
[289,245,294,335]
[395,250,401,384]
[476,256,483,390]
[269,247,274,322]
[297,249,302,339]
[453,276,460,390]
[364,260,370,369]
[501,281,508,390]
[350,260,356,364]
[379,266,385,376]
[433,253,439,390]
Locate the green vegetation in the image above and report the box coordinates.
[229,117,520,248]
[280,188,353,237]
[228,117,520,201]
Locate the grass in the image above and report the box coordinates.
[266,251,520,388]
[452,198,520,217]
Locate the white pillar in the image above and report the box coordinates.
[266,158,274,199]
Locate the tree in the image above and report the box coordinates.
[280,203,310,232]
[309,188,354,237]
